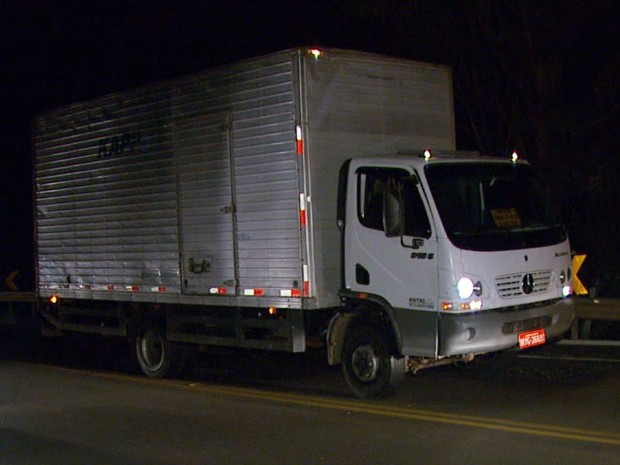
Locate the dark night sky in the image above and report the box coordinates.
[1,0,619,290]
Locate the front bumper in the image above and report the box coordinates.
[438,298,575,356]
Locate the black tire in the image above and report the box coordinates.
[341,326,405,399]
[133,321,189,378]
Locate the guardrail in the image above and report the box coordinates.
[572,298,620,340]
[0,292,37,327]
[0,292,37,303]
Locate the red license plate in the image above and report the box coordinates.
[518,328,546,349]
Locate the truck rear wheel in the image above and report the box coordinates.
[133,321,188,378]
[342,326,405,398]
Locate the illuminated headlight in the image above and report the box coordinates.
[562,285,572,298]
[457,278,474,299]
[457,277,483,299]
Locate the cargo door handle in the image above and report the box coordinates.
[220,205,235,214]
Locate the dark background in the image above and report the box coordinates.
[1,0,618,294]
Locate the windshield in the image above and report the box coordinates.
[425,162,566,251]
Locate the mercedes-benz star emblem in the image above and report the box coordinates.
[522,273,535,294]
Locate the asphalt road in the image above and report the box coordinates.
[1,332,619,465]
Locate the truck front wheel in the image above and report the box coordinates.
[341,327,405,398]
[133,321,188,378]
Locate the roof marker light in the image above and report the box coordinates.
[309,48,322,59]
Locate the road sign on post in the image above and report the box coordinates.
[571,254,588,295]
[3,271,20,291]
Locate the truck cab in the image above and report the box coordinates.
[331,151,575,398]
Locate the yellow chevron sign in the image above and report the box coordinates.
[571,255,588,295]
[3,270,20,291]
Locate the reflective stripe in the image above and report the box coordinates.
[244,288,264,296]
[299,194,306,226]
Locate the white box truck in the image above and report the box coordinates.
[34,47,574,397]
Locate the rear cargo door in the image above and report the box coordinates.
[175,113,238,295]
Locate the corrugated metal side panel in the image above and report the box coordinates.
[303,50,455,308]
[170,53,302,300]
[35,86,180,296]
[174,112,236,295]
[226,57,301,298]
[35,50,304,304]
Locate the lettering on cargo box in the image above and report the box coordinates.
[98,128,142,159]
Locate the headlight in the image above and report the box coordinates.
[457,278,474,299]
[562,285,572,298]
[457,277,483,299]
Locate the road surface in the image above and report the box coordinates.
[1,333,619,464]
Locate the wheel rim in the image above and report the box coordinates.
[351,343,380,382]
[139,329,165,371]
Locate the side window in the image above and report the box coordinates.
[358,171,387,231]
[402,180,432,239]
[357,168,423,234]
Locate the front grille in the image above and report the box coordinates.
[495,270,552,298]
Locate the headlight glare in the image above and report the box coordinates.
[562,285,572,298]
[457,277,474,299]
